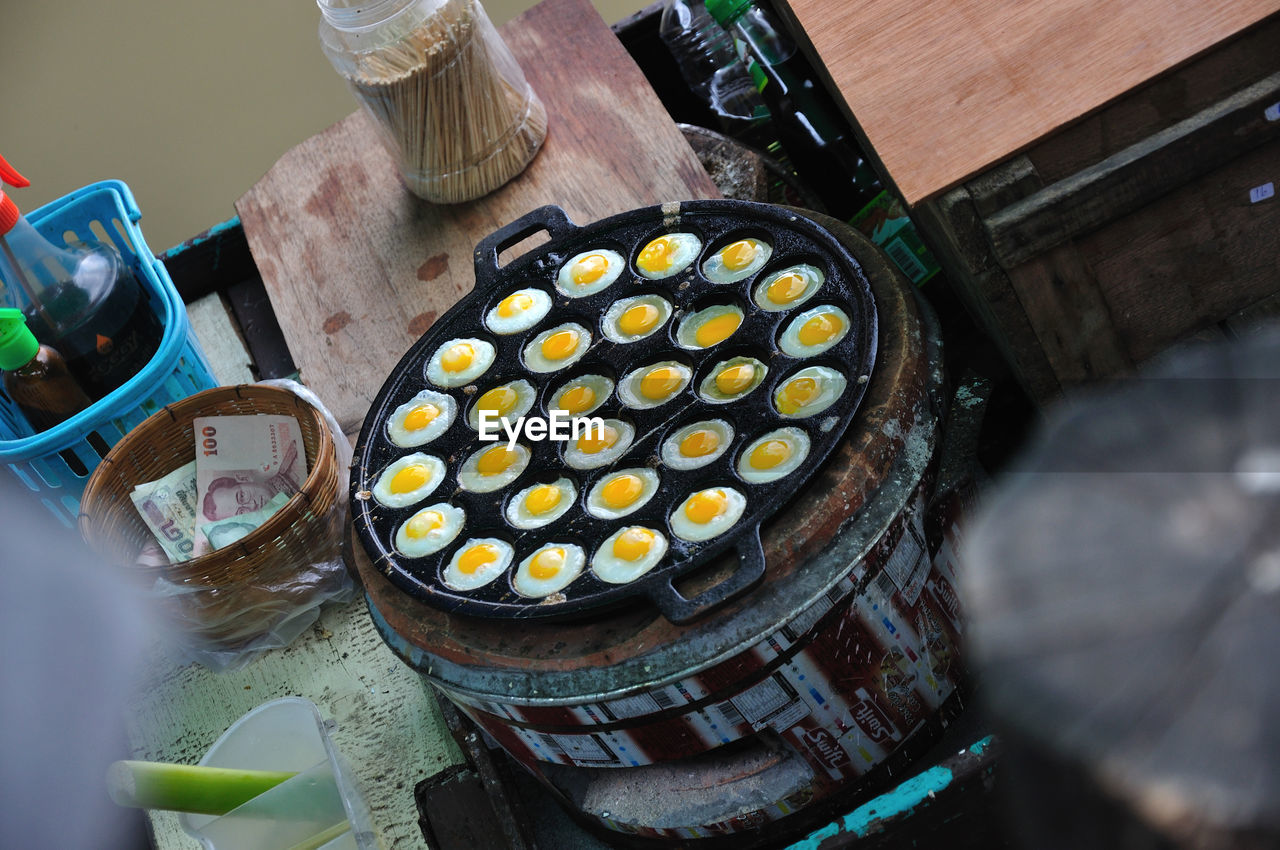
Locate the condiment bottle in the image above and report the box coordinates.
[0,154,163,400]
[0,308,92,432]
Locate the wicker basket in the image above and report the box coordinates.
[78,384,346,648]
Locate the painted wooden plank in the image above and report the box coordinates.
[131,596,465,849]
[185,293,256,386]
[235,0,720,435]
[776,0,1280,205]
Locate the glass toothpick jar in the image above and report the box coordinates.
[317,0,548,203]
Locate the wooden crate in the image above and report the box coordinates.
[909,14,1280,403]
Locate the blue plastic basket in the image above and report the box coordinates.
[0,180,217,527]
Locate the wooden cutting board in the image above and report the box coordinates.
[236,0,719,434]
[778,0,1280,205]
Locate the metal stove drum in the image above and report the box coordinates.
[349,201,967,843]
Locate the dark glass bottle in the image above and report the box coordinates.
[705,0,876,220]
[0,308,92,432]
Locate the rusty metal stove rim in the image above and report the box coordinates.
[368,401,940,708]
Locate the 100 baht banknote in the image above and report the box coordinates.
[192,414,307,556]
[130,461,200,563]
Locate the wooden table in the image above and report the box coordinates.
[776,0,1280,403]
[780,0,1280,206]
[130,0,718,846]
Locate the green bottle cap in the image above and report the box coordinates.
[0,307,40,370]
[705,0,753,26]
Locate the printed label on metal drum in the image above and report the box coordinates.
[730,674,810,730]
[882,506,928,605]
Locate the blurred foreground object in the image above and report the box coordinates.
[0,476,145,847]
[963,328,1280,848]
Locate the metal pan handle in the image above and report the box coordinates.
[646,526,768,625]
[472,205,579,286]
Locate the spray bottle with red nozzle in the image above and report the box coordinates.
[0,154,162,401]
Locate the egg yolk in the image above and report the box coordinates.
[458,544,499,574]
[477,445,517,475]
[542,329,581,361]
[476,386,518,417]
[778,376,822,414]
[524,484,562,515]
[613,527,656,561]
[577,424,619,454]
[558,384,597,415]
[694,312,741,347]
[402,403,440,432]
[798,312,844,346]
[680,428,720,458]
[529,547,565,579]
[640,365,684,400]
[715,362,756,396]
[571,254,609,285]
[441,343,475,373]
[497,292,533,318]
[638,236,676,273]
[601,474,644,509]
[750,439,793,470]
[767,273,808,304]
[719,240,759,271]
[405,510,445,539]
[618,303,661,336]
[390,464,430,494]
[685,489,727,524]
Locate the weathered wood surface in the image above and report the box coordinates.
[236,0,719,435]
[777,0,1280,205]
[130,598,465,850]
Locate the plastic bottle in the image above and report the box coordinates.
[0,308,92,432]
[659,0,768,127]
[0,155,163,400]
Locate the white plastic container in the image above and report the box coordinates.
[178,698,375,850]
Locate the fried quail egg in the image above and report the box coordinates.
[585,467,660,519]
[670,486,747,542]
[484,287,552,334]
[562,419,635,469]
[592,526,668,584]
[426,338,496,387]
[617,361,692,409]
[557,249,625,297]
[467,380,537,431]
[676,304,744,349]
[737,428,811,484]
[702,237,771,284]
[372,453,447,508]
[547,374,613,417]
[635,232,701,279]
[698,356,767,404]
[602,294,673,343]
[523,322,591,373]
[505,477,577,530]
[395,503,465,558]
[779,305,850,357]
[513,543,586,598]
[752,264,824,311]
[458,443,532,492]
[660,419,734,470]
[443,538,513,591]
[386,389,457,448]
[774,366,848,418]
